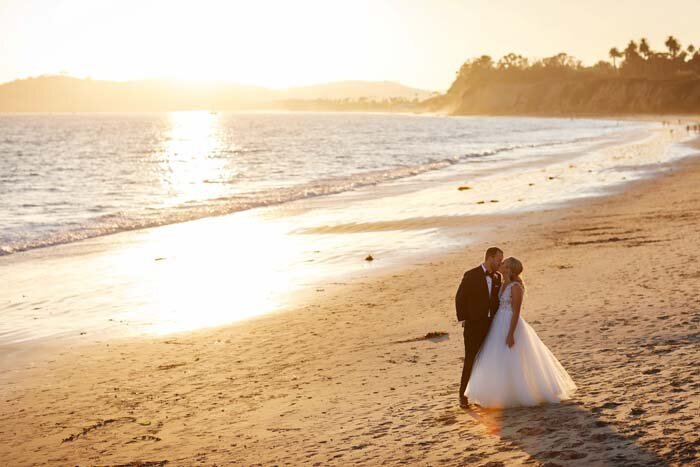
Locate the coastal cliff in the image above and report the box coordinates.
[425,78,700,115]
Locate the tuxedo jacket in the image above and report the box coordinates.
[455,265,502,324]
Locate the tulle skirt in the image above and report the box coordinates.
[465,309,577,409]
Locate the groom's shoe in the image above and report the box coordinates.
[459,395,469,408]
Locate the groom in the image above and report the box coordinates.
[455,247,504,408]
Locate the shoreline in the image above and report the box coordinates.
[0,113,652,259]
[0,131,699,464]
[0,122,696,355]
[3,112,695,262]
[0,120,689,355]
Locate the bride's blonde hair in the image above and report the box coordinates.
[504,257,525,288]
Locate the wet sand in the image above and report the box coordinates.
[0,121,687,351]
[1,134,699,465]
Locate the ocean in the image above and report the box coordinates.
[0,111,653,256]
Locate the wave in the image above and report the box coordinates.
[0,136,617,257]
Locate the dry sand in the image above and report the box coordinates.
[1,142,700,466]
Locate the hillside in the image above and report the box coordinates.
[0,76,431,112]
[276,80,432,101]
[425,37,700,116]
[426,78,700,115]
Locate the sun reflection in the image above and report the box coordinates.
[108,210,309,335]
[100,192,450,336]
[159,111,228,205]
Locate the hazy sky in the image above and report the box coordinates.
[1,0,699,91]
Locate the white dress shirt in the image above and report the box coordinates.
[481,263,493,296]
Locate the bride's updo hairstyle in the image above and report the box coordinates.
[504,257,525,288]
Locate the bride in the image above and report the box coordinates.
[465,257,577,408]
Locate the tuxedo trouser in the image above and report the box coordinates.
[460,321,490,397]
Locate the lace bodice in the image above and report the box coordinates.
[498,282,521,310]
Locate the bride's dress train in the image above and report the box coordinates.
[465,282,577,408]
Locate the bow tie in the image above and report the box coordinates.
[483,269,495,278]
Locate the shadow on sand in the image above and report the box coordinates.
[464,400,669,466]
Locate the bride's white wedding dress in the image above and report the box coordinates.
[465,282,577,408]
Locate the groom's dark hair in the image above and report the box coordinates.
[484,247,503,259]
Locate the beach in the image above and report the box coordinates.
[1,124,699,466]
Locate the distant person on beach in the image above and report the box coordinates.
[455,249,577,408]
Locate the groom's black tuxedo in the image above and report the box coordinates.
[455,265,502,398]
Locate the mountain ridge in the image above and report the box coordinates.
[0,75,433,112]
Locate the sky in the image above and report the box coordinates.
[1,0,699,91]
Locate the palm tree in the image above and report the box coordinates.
[639,38,651,59]
[621,41,642,76]
[665,35,681,57]
[623,41,641,64]
[609,47,622,68]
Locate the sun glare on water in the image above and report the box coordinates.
[158,111,228,205]
[108,211,308,336]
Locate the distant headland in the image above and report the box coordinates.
[426,35,700,115]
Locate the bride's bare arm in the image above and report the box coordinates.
[506,283,524,348]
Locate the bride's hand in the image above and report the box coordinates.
[506,334,515,348]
